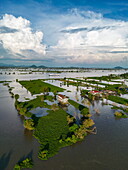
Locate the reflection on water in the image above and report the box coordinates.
[24,129,34,142]
[0,151,12,170]
[0,68,127,82]
[44,99,57,105]
[30,107,50,117]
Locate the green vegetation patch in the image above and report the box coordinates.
[19,79,65,95]
[23,119,35,130]
[69,99,89,115]
[81,89,89,96]
[114,111,128,118]
[108,95,128,105]
[34,109,70,160]
[85,72,128,81]
[15,95,51,118]
[0,81,11,83]
[14,158,33,169]
[111,106,128,113]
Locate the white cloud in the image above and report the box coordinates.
[49,9,128,64]
[0,14,46,58]
[0,10,128,66]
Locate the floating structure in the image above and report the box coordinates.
[57,94,69,105]
[49,74,60,76]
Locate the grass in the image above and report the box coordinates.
[15,95,52,117]
[68,78,124,89]
[0,81,11,83]
[108,95,128,105]
[81,89,89,96]
[68,99,89,115]
[89,72,128,81]
[69,99,85,110]
[14,78,96,161]
[114,111,128,118]
[68,78,107,86]
[14,92,91,160]
[34,109,70,160]
[14,158,33,169]
[65,78,128,94]
[111,106,128,113]
[19,79,65,95]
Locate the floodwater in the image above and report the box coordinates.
[0,68,127,81]
[0,69,128,170]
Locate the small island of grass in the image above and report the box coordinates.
[14,79,95,160]
[19,79,65,95]
[114,111,128,118]
[14,158,33,170]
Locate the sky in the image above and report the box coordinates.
[0,0,128,67]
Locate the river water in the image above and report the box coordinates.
[0,69,128,170]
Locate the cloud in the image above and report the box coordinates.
[0,26,18,33]
[0,14,46,58]
[49,9,128,64]
[61,26,116,34]
[0,9,128,66]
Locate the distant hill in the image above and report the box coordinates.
[0,63,47,68]
[30,65,37,68]
[0,63,127,69]
[114,66,124,69]
[28,65,47,68]
[0,63,15,67]
[38,65,47,68]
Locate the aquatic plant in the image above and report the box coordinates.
[34,109,70,160]
[23,119,35,130]
[14,158,33,169]
[114,111,128,118]
[67,115,75,124]
[81,108,89,116]
[13,164,21,170]
[82,119,95,128]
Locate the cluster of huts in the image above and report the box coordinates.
[88,90,117,96]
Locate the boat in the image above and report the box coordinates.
[49,74,60,76]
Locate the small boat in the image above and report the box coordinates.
[49,74,60,76]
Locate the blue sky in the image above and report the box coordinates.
[0,0,128,67]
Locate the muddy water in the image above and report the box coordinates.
[0,84,39,170]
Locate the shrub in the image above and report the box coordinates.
[13,164,21,170]
[114,111,128,118]
[81,108,89,116]
[23,119,35,130]
[15,94,19,100]
[13,158,33,169]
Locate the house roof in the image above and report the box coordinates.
[90,90,100,93]
[58,94,68,99]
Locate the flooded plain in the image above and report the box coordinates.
[0,69,128,170]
